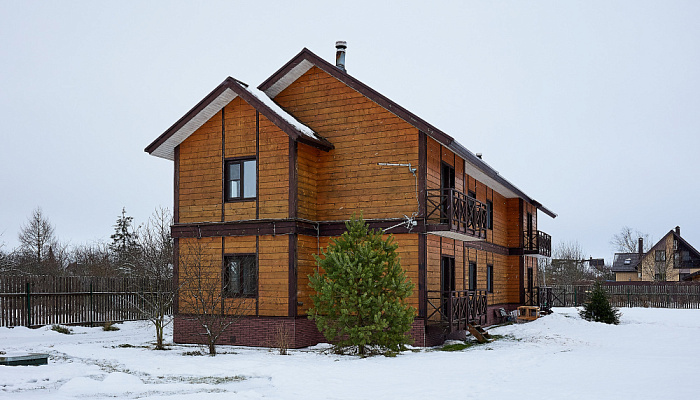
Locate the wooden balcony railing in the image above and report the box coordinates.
[426,290,488,332]
[523,230,552,258]
[426,188,487,240]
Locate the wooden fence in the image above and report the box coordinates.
[535,282,700,309]
[0,275,173,328]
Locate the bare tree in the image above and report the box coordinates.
[132,207,176,349]
[68,242,115,277]
[610,226,652,253]
[178,239,254,355]
[545,241,596,285]
[17,207,60,274]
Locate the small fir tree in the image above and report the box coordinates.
[579,282,621,324]
[110,208,141,275]
[308,215,416,356]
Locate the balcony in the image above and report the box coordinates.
[523,230,552,258]
[426,290,488,332]
[425,188,487,241]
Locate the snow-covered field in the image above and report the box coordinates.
[1,308,698,399]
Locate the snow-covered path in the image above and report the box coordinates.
[1,308,698,399]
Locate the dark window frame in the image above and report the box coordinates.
[486,264,494,293]
[224,157,257,202]
[223,253,257,298]
[486,200,493,230]
[655,250,666,262]
[468,261,477,291]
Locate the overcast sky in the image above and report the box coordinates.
[1,1,699,263]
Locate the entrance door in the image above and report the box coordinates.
[441,163,455,223]
[527,267,534,305]
[526,212,534,249]
[441,256,455,320]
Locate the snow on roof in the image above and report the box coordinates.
[244,85,316,139]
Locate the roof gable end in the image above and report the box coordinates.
[145,76,333,160]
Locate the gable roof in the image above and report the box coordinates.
[259,48,556,218]
[612,253,642,273]
[145,77,333,160]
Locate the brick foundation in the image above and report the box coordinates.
[174,305,520,349]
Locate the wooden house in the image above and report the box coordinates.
[145,44,556,347]
[613,227,700,282]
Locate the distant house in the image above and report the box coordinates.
[145,44,556,348]
[612,227,700,282]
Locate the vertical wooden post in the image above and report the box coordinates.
[26,282,32,327]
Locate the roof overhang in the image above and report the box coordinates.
[145,77,333,161]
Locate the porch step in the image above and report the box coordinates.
[466,324,491,344]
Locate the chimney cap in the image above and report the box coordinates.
[335,40,347,49]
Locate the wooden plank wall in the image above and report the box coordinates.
[297,143,320,221]
[178,96,291,225]
[298,233,420,315]
[257,117,290,219]
[273,66,419,221]
[178,111,223,223]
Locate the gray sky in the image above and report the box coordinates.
[1,1,699,264]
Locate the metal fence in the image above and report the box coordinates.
[535,283,700,310]
[0,275,172,327]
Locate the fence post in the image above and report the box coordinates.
[89,282,94,327]
[25,282,32,328]
[627,286,631,307]
[574,286,578,306]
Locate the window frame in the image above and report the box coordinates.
[224,157,257,202]
[468,261,477,291]
[223,253,257,298]
[486,200,493,230]
[655,250,666,262]
[486,264,494,293]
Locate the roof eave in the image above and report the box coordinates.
[145,76,332,161]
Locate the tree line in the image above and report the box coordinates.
[0,206,173,280]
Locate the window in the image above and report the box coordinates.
[225,159,256,201]
[469,262,477,291]
[487,264,493,293]
[486,200,493,230]
[224,255,257,297]
[655,250,666,262]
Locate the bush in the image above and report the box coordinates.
[308,215,416,356]
[103,321,120,331]
[51,324,72,334]
[579,282,621,324]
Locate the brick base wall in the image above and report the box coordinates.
[173,305,519,349]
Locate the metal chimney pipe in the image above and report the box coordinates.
[638,238,643,255]
[335,41,347,72]
[676,226,680,236]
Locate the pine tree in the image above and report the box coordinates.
[308,214,416,356]
[579,282,621,324]
[110,208,141,275]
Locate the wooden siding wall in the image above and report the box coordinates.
[178,96,290,225]
[297,143,320,221]
[426,235,520,306]
[273,66,419,221]
[178,112,223,223]
[257,118,290,219]
[177,236,289,317]
[296,233,420,316]
[223,97,257,220]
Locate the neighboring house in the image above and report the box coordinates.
[612,227,700,282]
[145,44,556,348]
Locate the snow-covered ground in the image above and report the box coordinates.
[1,308,697,399]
